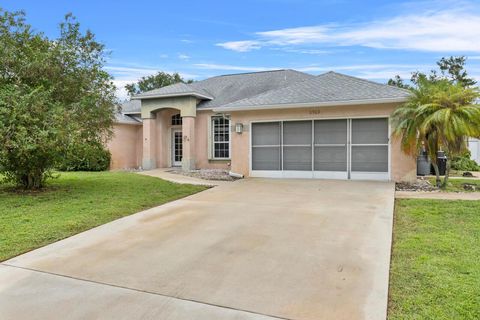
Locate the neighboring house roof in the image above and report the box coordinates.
[132,82,214,100]
[214,71,411,112]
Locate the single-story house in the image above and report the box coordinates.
[108,70,416,182]
[468,138,480,163]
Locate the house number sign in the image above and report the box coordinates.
[309,109,321,115]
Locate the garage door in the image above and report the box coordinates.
[251,118,389,180]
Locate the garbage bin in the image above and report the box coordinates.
[417,152,431,176]
[431,151,447,175]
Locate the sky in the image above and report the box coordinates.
[3,0,480,100]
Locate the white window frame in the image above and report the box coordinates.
[211,115,231,160]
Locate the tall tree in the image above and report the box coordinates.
[391,78,480,187]
[0,9,117,189]
[437,56,477,87]
[388,56,477,89]
[125,71,193,96]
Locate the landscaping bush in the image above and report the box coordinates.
[58,142,111,171]
[451,150,480,171]
[0,10,116,189]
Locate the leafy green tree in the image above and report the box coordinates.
[392,78,480,188]
[387,75,412,90]
[125,71,193,96]
[437,56,477,87]
[388,56,477,89]
[0,9,117,189]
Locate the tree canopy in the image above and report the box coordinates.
[391,77,480,187]
[125,71,193,97]
[388,56,477,89]
[0,9,117,189]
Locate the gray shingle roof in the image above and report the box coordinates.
[215,71,411,111]
[117,70,411,124]
[121,99,141,114]
[192,69,315,109]
[115,112,142,125]
[133,82,213,100]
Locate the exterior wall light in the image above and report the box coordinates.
[235,123,244,134]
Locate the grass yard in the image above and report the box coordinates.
[0,172,207,261]
[389,199,480,319]
[428,177,480,192]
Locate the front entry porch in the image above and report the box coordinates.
[139,95,198,171]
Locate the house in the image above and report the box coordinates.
[468,138,480,163]
[108,70,416,181]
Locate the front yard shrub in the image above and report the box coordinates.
[0,10,117,189]
[451,150,480,171]
[58,142,111,171]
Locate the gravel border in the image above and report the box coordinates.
[395,178,438,192]
[168,169,239,181]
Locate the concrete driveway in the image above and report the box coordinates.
[0,178,395,320]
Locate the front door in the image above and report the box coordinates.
[172,129,182,166]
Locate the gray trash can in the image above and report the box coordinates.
[417,153,431,176]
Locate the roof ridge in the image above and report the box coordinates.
[323,71,412,94]
[221,75,313,108]
[202,69,307,80]
[218,71,411,110]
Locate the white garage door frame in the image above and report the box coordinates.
[249,116,391,181]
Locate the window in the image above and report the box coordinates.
[171,114,182,125]
[212,116,230,159]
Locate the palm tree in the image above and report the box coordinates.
[392,77,480,188]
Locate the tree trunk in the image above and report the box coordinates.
[431,161,442,187]
[442,158,452,189]
[21,172,44,189]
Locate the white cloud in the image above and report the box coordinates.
[178,53,190,60]
[216,40,262,52]
[218,5,480,53]
[277,48,332,55]
[257,26,331,45]
[193,63,278,72]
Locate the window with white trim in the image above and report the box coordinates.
[212,116,230,159]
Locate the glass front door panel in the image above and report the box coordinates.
[173,131,182,165]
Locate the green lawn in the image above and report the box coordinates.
[0,172,207,261]
[389,199,480,319]
[428,177,480,192]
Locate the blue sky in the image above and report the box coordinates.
[3,0,480,99]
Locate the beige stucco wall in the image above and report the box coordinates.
[195,111,231,170]
[151,108,229,170]
[141,96,197,118]
[108,123,143,170]
[228,103,417,182]
[110,102,416,182]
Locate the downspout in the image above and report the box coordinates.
[229,171,244,179]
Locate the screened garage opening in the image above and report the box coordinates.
[251,118,389,180]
